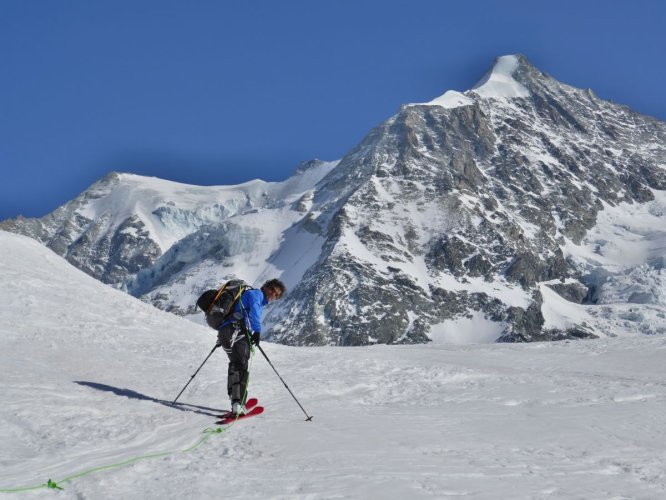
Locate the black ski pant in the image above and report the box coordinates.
[217,324,250,405]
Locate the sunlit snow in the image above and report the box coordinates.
[411,54,529,109]
[471,54,530,99]
[2,232,666,498]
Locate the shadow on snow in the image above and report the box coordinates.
[74,381,225,417]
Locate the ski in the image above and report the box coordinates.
[215,397,258,419]
[215,405,264,425]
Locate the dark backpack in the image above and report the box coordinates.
[196,279,249,329]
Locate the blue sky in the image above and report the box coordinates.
[2,0,665,220]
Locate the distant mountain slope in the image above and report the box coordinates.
[3,55,665,345]
[266,55,666,344]
[0,160,337,314]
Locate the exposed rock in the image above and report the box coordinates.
[3,55,665,345]
[546,282,589,304]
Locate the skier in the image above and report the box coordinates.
[216,278,286,416]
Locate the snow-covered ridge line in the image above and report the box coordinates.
[114,159,338,192]
[97,160,339,220]
[56,160,337,253]
[471,54,530,99]
[410,54,530,109]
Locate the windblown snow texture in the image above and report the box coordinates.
[2,55,665,345]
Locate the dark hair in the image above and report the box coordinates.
[262,278,286,298]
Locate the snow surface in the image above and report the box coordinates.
[471,55,530,99]
[545,190,666,337]
[79,162,337,252]
[429,312,505,344]
[413,55,529,110]
[539,281,593,331]
[144,198,329,318]
[423,90,474,109]
[3,230,666,499]
[563,191,666,273]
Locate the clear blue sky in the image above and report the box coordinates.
[2,0,665,220]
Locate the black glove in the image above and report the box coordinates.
[251,331,260,346]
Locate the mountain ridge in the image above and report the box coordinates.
[2,54,665,345]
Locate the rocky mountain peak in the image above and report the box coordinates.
[3,55,665,346]
[266,56,666,345]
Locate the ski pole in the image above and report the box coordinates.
[256,344,313,421]
[171,344,219,405]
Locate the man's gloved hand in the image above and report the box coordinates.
[251,331,260,346]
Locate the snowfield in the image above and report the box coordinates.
[2,230,666,499]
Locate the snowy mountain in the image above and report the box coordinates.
[0,160,337,314]
[2,54,665,345]
[3,230,666,499]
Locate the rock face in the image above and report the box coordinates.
[3,55,666,345]
[1,174,163,285]
[267,55,666,345]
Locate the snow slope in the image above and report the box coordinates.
[417,54,529,108]
[539,190,666,338]
[77,165,337,252]
[2,230,666,499]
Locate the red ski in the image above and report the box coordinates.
[215,405,264,425]
[216,398,258,420]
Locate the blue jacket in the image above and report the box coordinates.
[231,288,267,333]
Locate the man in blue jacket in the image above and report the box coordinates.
[217,278,286,415]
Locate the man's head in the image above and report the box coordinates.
[261,279,286,302]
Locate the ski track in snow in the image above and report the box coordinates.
[2,232,666,499]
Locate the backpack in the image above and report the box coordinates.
[196,279,250,329]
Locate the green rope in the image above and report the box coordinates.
[0,425,226,493]
[1,346,258,493]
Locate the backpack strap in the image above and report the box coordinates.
[222,284,252,330]
[206,283,229,314]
